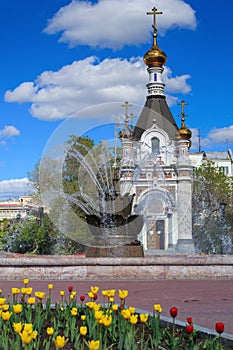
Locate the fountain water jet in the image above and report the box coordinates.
[39,132,144,257]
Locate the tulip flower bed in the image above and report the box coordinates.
[0,280,231,350]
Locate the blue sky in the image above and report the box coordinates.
[0,0,233,199]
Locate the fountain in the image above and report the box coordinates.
[39,134,144,258]
[85,169,144,257]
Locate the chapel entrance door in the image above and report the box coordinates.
[147,220,165,249]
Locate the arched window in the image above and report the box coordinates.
[151,137,160,154]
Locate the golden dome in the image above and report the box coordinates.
[144,43,167,68]
[118,117,133,140]
[177,126,192,140]
[177,119,192,141]
[118,128,133,139]
[144,7,166,68]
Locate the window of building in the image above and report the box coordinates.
[219,166,229,175]
[151,137,160,154]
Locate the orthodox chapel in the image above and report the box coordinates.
[118,7,195,254]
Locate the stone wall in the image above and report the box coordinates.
[0,254,233,280]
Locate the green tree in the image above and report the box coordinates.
[28,160,40,193]
[63,135,95,196]
[2,220,38,254]
[192,161,233,254]
[27,135,96,254]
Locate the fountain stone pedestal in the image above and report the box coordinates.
[86,244,144,258]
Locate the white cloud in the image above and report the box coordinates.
[191,126,233,151]
[44,0,196,50]
[163,67,191,94]
[5,57,191,121]
[4,82,37,103]
[0,126,20,138]
[0,178,34,201]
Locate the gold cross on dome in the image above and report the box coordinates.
[147,7,163,34]
[121,101,132,117]
[178,100,188,118]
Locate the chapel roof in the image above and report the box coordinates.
[133,95,178,141]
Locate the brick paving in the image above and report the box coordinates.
[0,279,232,335]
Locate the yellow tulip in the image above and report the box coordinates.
[47,327,54,336]
[60,290,65,296]
[88,340,100,350]
[121,309,131,319]
[118,289,128,300]
[102,290,108,297]
[109,297,114,303]
[71,307,78,316]
[25,287,33,295]
[154,304,162,313]
[23,278,29,285]
[129,307,136,314]
[35,291,45,300]
[102,314,112,327]
[81,315,86,321]
[24,324,33,332]
[90,286,99,294]
[21,287,28,294]
[28,297,36,305]
[11,288,20,295]
[94,310,103,321]
[106,289,115,298]
[2,304,9,311]
[130,314,138,325]
[13,304,22,314]
[86,301,95,309]
[13,322,23,334]
[112,304,118,311]
[71,291,77,297]
[1,311,12,321]
[93,303,101,311]
[54,335,69,349]
[88,291,95,299]
[48,284,53,290]
[32,330,38,339]
[140,313,149,323]
[0,298,6,305]
[80,326,87,336]
[20,330,33,345]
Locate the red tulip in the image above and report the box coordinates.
[170,307,178,318]
[80,295,85,302]
[93,294,98,300]
[68,285,73,293]
[187,317,193,324]
[186,324,194,334]
[215,322,224,334]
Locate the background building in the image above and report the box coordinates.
[190,150,233,176]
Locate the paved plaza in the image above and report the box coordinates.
[0,279,232,335]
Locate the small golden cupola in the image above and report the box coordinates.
[144,7,167,68]
[176,100,192,141]
[118,116,133,139]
